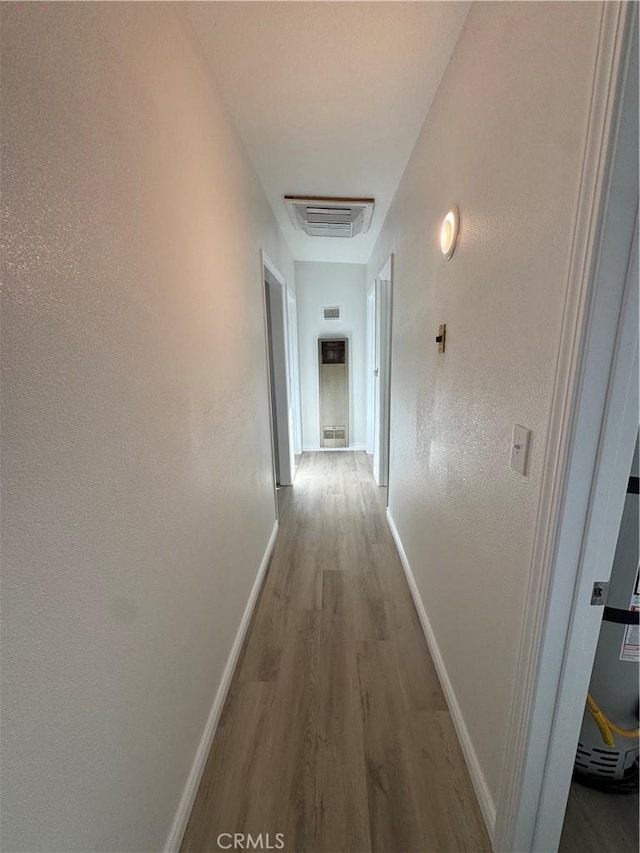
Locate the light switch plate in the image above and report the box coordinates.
[511,424,531,475]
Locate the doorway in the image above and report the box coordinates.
[287,287,303,462]
[495,8,638,849]
[368,255,393,497]
[318,338,349,448]
[261,252,298,491]
[559,434,639,852]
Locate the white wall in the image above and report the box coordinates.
[367,0,603,827]
[1,5,293,851]
[296,262,367,449]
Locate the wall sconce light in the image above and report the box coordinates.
[440,205,460,260]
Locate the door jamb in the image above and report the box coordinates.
[260,250,288,519]
[287,288,303,458]
[374,254,394,494]
[366,282,376,456]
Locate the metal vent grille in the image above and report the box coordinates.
[323,306,341,320]
[575,741,634,779]
[284,196,374,238]
[322,425,347,447]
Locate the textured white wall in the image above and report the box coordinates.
[1,5,293,851]
[295,262,367,449]
[367,1,603,808]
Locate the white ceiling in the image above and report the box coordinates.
[187,2,470,264]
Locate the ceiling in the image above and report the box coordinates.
[187,2,470,264]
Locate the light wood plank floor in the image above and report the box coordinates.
[181,452,491,853]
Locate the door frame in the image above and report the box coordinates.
[261,250,296,502]
[373,254,393,492]
[287,287,303,458]
[366,282,376,456]
[494,4,638,850]
[318,337,350,448]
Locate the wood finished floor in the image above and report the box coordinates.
[181,452,491,853]
[559,781,639,852]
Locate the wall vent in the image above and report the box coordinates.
[322,426,347,448]
[323,306,341,321]
[284,196,374,238]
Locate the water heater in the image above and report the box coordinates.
[575,438,639,790]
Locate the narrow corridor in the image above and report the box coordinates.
[181,452,490,852]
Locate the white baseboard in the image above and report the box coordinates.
[302,444,366,452]
[164,521,279,852]
[386,509,497,845]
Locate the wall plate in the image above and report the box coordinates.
[510,424,531,475]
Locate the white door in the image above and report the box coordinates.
[366,285,376,456]
[262,253,295,487]
[286,288,303,458]
[373,257,393,489]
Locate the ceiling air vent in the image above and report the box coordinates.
[323,306,341,320]
[284,196,374,238]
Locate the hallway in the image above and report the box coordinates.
[4,4,637,851]
[181,452,490,852]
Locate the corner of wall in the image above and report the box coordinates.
[165,522,279,853]
[386,509,497,844]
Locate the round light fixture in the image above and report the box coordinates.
[440,205,460,260]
